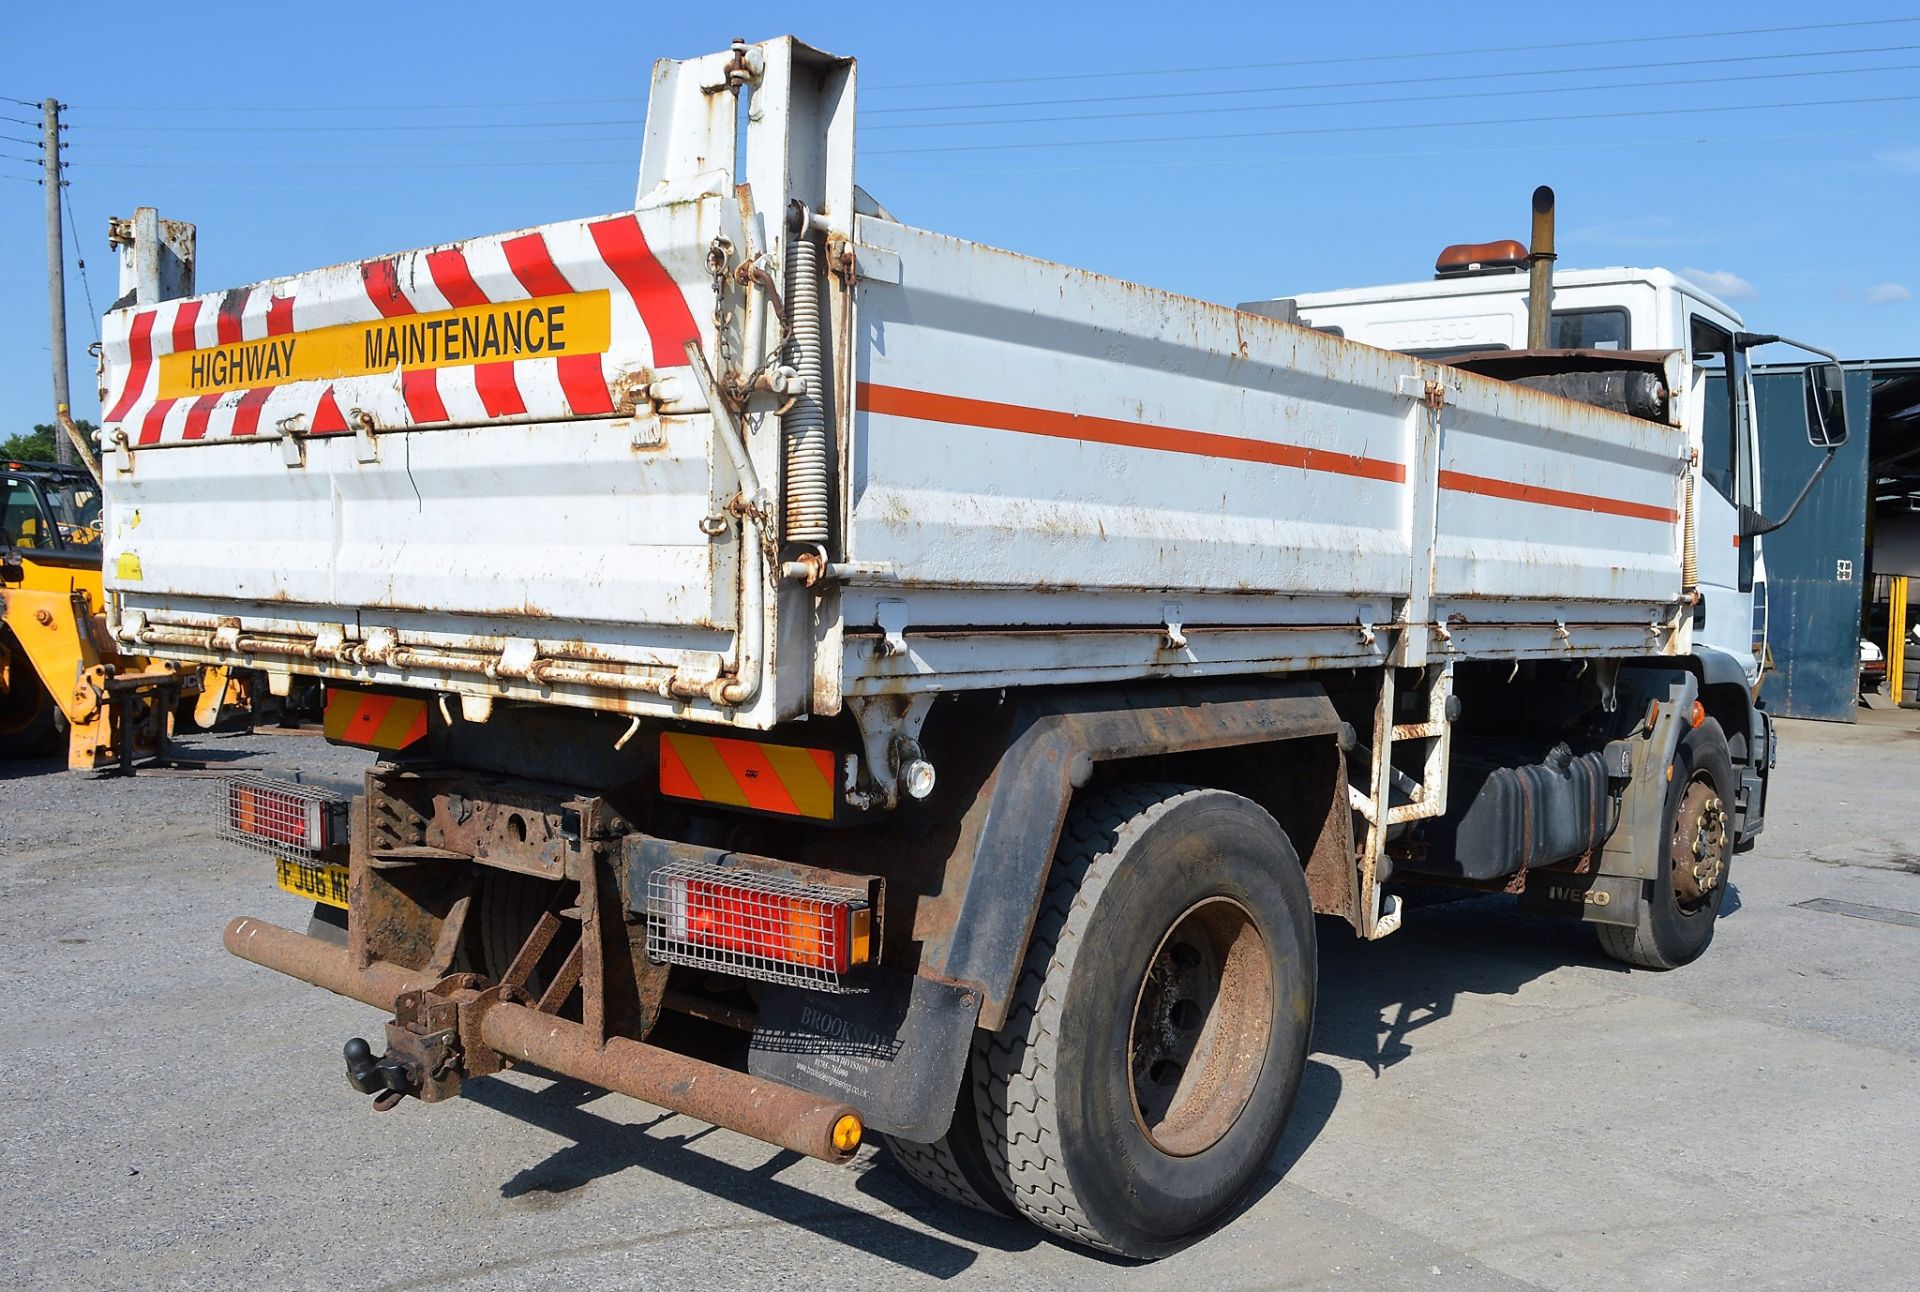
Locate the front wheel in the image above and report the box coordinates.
[0,647,61,759]
[972,784,1316,1258]
[1598,719,1735,970]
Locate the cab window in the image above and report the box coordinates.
[1692,317,1739,506]
[1550,308,1630,350]
[2,478,49,548]
[46,477,102,551]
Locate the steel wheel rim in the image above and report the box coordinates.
[1126,896,1273,1157]
[1669,774,1728,914]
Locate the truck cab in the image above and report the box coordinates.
[1273,263,1768,688]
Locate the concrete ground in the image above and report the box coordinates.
[2,713,1916,1291]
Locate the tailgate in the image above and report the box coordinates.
[97,194,766,719]
[100,210,706,443]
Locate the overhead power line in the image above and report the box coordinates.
[77,116,643,135]
[79,134,645,154]
[863,59,1920,132]
[73,61,1919,155]
[60,16,1920,116]
[873,122,1920,179]
[64,91,1920,172]
[85,121,1920,191]
[72,94,648,115]
[60,184,101,346]
[867,42,1920,115]
[864,15,1920,89]
[868,92,1920,156]
[63,44,1919,139]
[74,154,649,172]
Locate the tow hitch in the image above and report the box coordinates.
[227,916,866,1162]
[344,985,466,1111]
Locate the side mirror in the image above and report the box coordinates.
[1805,362,1848,448]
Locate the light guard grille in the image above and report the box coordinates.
[645,858,869,992]
[221,773,347,861]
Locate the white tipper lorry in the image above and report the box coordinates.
[96,38,1847,1258]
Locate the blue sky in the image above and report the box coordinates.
[4,1,1917,431]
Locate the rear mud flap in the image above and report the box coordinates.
[748,969,981,1141]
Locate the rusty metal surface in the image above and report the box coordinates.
[222,914,860,1163]
[224,916,429,1010]
[480,999,858,1162]
[883,681,1343,1030]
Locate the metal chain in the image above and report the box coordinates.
[707,234,737,394]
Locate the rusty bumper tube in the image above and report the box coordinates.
[225,916,432,1008]
[222,916,861,1163]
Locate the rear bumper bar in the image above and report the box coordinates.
[223,916,861,1163]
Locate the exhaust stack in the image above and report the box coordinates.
[1526,185,1556,350]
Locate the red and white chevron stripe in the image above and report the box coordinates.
[100,209,703,447]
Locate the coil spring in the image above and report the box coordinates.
[782,232,830,545]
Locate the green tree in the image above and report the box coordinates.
[1,421,95,463]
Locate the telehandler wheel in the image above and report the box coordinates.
[972,784,1315,1259]
[1598,719,1735,971]
[880,1062,1019,1218]
[0,647,61,758]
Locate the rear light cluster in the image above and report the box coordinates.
[222,774,348,861]
[645,858,872,991]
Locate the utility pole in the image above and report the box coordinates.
[43,97,74,467]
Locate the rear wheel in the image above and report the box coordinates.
[1599,719,1734,970]
[972,784,1315,1258]
[880,1065,1018,1218]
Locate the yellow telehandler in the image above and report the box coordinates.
[1,458,235,768]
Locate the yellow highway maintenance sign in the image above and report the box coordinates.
[156,290,612,399]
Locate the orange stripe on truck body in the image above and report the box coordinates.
[658,732,838,820]
[857,382,1408,485]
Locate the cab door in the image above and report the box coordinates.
[1688,313,1759,682]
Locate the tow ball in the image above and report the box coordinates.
[342,985,467,1110]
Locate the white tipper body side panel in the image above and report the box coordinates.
[1288,268,1760,683]
[98,40,1692,731]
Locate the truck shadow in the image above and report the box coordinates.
[462,1075,1017,1277]
[464,1053,1344,1272]
[1314,900,1573,1075]
[1309,891,1702,1075]
[457,892,1704,1270]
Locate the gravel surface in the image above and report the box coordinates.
[2,715,1916,1290]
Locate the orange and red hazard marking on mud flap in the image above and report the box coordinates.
[657,731,839,820]
[322,688,428,751]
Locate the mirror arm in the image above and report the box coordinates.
[1741,447,1836,539]
[1735,332,1842,364]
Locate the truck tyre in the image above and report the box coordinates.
[972,784,1315,1258]
[0,646,61,758]
[1598,719,1735,970]
[880,1069,1018,1218]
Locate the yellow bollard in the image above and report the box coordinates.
[1890,576,1910,703]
